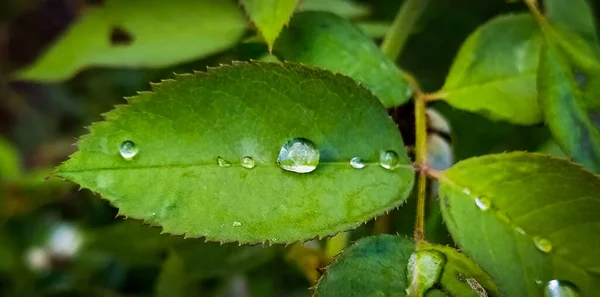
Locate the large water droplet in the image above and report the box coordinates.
[241,156,255,169]
[474,197,491,211]
[379,150,400,170]
[534,236,553,253]
[350,157,366,169]
[119,141,138,160]
[217,157,231,168]
[277,138,319,173]
[545,280,579,297]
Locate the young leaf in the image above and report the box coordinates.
[274,11,412,108]
[439,152,600,297]
[543,0,599,51]
[538,44,600,173]
[241,0,298,49]
[419,242,500,297]
[55,62,414,244]
[14,0,247,82]
[441,14,542,125]
[314,235,414,297]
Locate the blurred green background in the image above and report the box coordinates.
[0,0,594,296]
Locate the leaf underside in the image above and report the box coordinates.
[439,152,600,296]
[55,62,414,244]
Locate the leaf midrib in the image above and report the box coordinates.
[443,72,536,96]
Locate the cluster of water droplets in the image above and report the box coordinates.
[464,188,554,254]
[118,138,403,173]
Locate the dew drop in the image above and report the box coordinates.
[119,141,138,159]
[241,156,255,169]
[534,236,553,253]
[474,197,491,211]
[277,138,319,173]
[515,227,526,235]
[217,157,231,168]
[232,221,242,227]
[545,280,579,297]
[463,188,471,195]
[350,157,366,169]
[379,150,400,170]
[536,279,544,285]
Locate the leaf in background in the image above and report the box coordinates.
[355,21,391,39]
[155,251,194,297]
[439,152,600,296]
[241,0,298,50]
[14,0,247,82]
[298,0,370,20]
[538,44,600,172]
[0,137,21,181]
[543,0,599,52]
[55,62,414,244]
[274,11,412,108]
[441,14,542,125]
[314,235,414,297]
[419,242,500,297]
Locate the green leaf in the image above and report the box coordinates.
[419,242,500,297]
[441,14,543,125]
[356,21,391,39]
[538,43,600,172]
[14,0,247,82]
[439,152,600,297]
[0,137,21,181]
[314,235,414,297]
[274,11,412,108]
[55,62,414,244]
[298,0,370,19]
[241,0,298,49]
[544,0,599,52]
[155,251,193,297]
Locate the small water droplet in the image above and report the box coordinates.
[379,150,400,170]
[241,156,255,169]
[350,157,366,169]
[545,280,579,297]
[463,188,471,195]
[474,197,491,211]
[536,279,544,285]
[217,157,231,168]
[534,236,553,253]
[119,141,138,159]
[515,227,526,235]
[277,138,319,173]
[232,221,242,227]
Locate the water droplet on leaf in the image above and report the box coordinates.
[119,141,138,159]
[474,197,491,211]
[545,280,579,297]
[232,221,242,227]
[515,227,526,235]
[463,188,471,195]
[217,157,231,168]
[241,156,255,169]
[534,236,553,253]
[350,157,366,169]
[379,150,400,170]
[277,138,319,173]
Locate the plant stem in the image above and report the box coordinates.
[380,0,432,60]
[403,73,429,244]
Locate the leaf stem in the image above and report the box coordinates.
[421,91,447,102]
[380,0,432,60]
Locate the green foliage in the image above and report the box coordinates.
[439,152,600,297]
[15,0,247,82]
[314,235,414,297]
[4,0,600,296]
[442,14,542,124]
[241,0,297,49]
[55,62,414,244]
[274,11,412,108]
